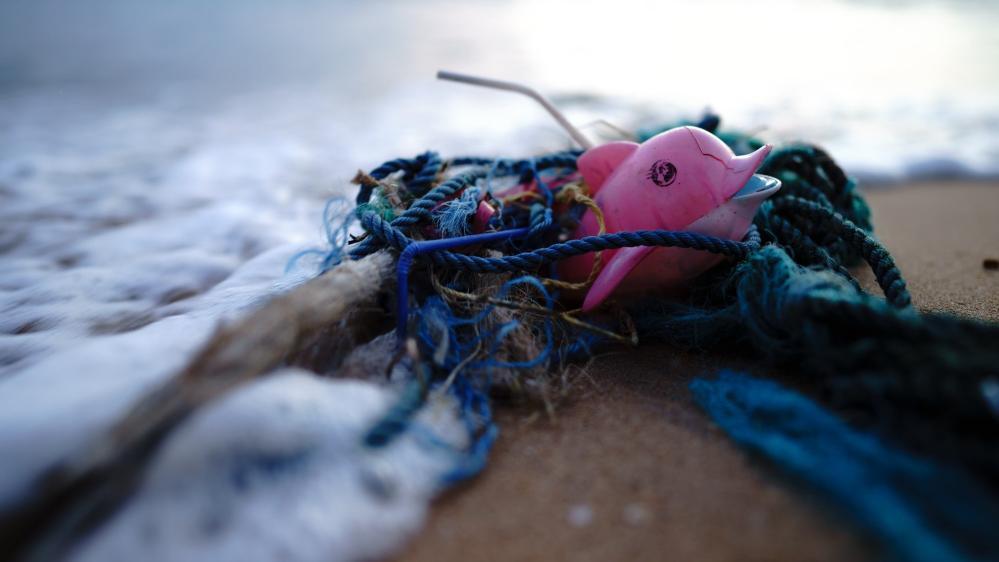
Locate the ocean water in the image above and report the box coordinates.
[3,0,998,180]
[0,0,997,560]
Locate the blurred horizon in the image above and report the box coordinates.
[2,0,998,181]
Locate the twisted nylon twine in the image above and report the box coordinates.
[359,210,759,274]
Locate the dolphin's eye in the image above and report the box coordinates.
[646,159,677,187]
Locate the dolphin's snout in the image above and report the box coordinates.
[729,174,781,224]
[733,174,781,201]
[722,144,773,201]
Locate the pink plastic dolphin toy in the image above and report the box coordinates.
[564,128,777,310]
[438,72,780,311]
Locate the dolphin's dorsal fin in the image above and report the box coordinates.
[577,141,639,194]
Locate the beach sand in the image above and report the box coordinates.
[400,182,999,562]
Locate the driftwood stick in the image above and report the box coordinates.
[1,251,394,562]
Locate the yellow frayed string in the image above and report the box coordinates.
[538,181,606,291]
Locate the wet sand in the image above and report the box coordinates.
[400,182,999,562]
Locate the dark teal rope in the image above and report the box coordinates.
[364,379,426,448]
[771,196,909,308]
[693,372,999,562]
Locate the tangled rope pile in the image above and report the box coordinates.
[633,124,999,489]
[318,117,999,491]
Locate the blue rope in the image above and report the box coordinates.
[350,168,488,259]
[692,372,999,562]
[394,227,531,341]
[363,378,426,448]
[476,276,555,370]
[359,211,759,274]
[285,197,355,272]
[441,374,499,484]
[413,276,557,373]
[434,186,483,238]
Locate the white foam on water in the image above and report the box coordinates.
[69,371,467,562]
[0,90,473,560]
